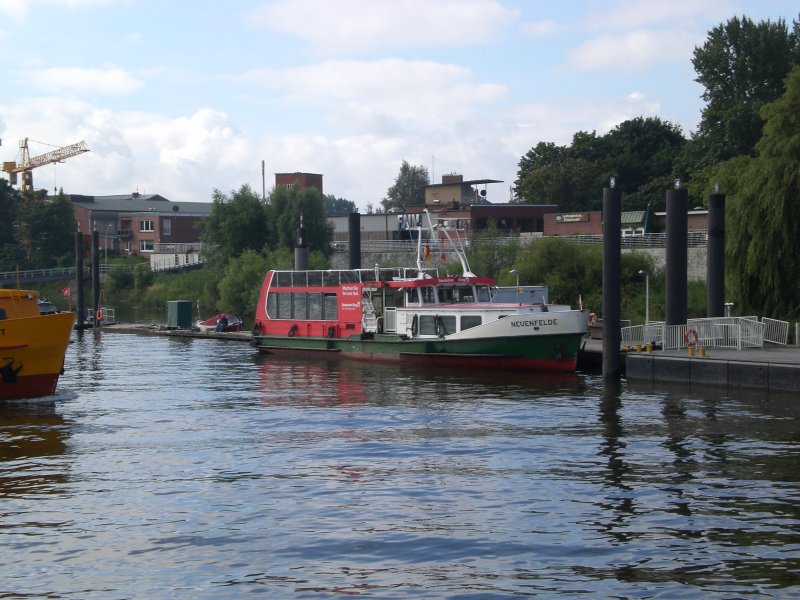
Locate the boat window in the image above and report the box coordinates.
[461,315,482,330]
[476,286,490,302]
[406,288,418,305]
[307,271,322,287]
[276,271,293,287]
[438,315,456,335]
[446,286,473,302]
[421,287,436,304]
[439,287,454,303]
[419,315,437,336]
[0,308,5,320]
[323,293,338,320]
[308,293,323,320]
[267,292,277,318]
[278,293,292,319]
[293,292,308,320]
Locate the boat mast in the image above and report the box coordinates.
[424,209,475,277]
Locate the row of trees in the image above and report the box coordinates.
[0,182,75,271]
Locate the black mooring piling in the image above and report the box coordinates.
[348,212,361,270]
[75,229,85,325]
[665,187,688,326]
[707,192,726,318]
[92,229,100,328]
[602,185,622,380]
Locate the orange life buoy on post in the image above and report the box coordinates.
[96,309,103,322]
[684,328,699,347]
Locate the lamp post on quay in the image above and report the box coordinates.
[638,269,650,326]
[104,224,112,271]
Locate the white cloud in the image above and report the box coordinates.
[240,59,506,134]
[508,92,662,150]
[26,66,144,94]
[521,20,561,37]
[565,30,699,72]
[0,0,120,20]
[579,0,734,32]
[248,0,518,54]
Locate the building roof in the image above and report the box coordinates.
[69,193,212,215]
[621,210,646,225]
[426,178,503,188]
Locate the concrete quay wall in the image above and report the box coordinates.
[626,351,800,393]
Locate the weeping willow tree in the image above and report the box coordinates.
[726,66,800,318]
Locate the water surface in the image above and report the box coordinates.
[1,331,798,598]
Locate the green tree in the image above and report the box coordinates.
[724,66,800,318]
[22,192,75,268]
[513,118,685,211]
[514,237,601,310]
[600,117,686,196]
[381,160,429,211]
[515,156,604,211]
[0,178,23,270]
[201,184,269,262]
[218,250,268,324]
[692,15,800,166]
[269,184,333,257]
[323,193,356,215]
[464,220,520,279]
[106,266,135,299]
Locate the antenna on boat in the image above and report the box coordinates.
[423,209,475,277]
[414,221,426,278]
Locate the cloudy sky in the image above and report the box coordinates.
[0,0,795,210]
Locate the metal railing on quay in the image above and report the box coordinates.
[622,315,790,351]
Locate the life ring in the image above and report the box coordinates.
[684,328,699,347]
[96,309,103,322]
[588,312,597,325]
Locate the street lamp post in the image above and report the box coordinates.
[104,224,112,271]
[510,269,520,304]
[638,269,650,326]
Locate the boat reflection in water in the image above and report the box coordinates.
[0,401,69,497]
[256,352,582,409]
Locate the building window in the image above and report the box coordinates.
[140,240,154,252]
[162,219,171,236]
[139,220,154,232]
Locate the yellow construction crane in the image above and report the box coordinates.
[2,137,90,193]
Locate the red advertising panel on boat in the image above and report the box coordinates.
[338,283,362,324]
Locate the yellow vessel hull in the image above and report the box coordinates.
[0,311,75,400]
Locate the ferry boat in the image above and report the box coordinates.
[0,289,75,400]
[252,216,588,372]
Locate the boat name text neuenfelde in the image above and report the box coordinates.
[510,318,558,328]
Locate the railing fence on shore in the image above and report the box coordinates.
[622,316,790,350]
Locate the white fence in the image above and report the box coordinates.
[621,316,790,350]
